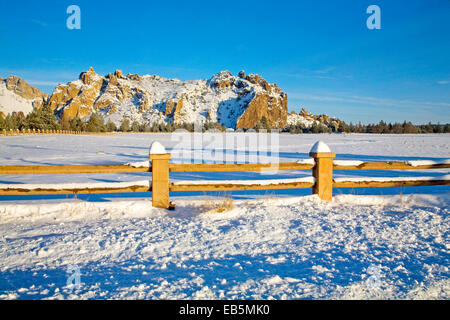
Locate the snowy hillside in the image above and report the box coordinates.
[102,73,254,129]
[286,111,317,128]
[0,82,34,117]
[0,76,48,117]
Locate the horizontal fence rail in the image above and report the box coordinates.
[169,162,314,172]
[0,164,150,175]
[333,178,450,188]
[170,178,315,192]
[1,129,134,136]
[0,141,449,208]
[333,161,450,170]
[0,185,151,196]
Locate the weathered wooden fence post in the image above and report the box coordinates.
[309,141,335,201]
[149,141,172,209]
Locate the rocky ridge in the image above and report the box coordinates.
[1,69,339,130]
[45,68,290,130]
[0,76,48,118]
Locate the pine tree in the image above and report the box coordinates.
[254,116,270,132]
[131,121,140,132]
[86,113,106,132]
[120,119,130,132]
[140,123,151,132]
[444,124,450,133]
[69,117,84,131]
[26,110,43,130]
[106,120,117,132]
[60,114,72,131]
[41,105,60,130]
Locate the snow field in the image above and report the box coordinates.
[0,193,448,299]
[0,133,448,299]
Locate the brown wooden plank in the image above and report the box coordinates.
[169,162,313,172]
[169,181,314,191]
[333,180,450,188]
[0,185,151,195]
[333,162,450,170]
[0,164,151,175]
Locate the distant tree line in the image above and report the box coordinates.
[334,120,450,134]
[283,120,450,134]
[0,109,449,134]
[0,106,60,132]
[282,122,333,134]
[0,109,227,133]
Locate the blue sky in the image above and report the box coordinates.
[0,0,449,124]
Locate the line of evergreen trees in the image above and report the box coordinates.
[283,120,450,134]
[1,109,449,134]
[335,120,450,134]
[0,109,228,133]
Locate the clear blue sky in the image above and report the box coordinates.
[1,0,449,124]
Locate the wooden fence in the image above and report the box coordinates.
[1,129,121,136]
[2,129,186,136]
[0,141,448,208]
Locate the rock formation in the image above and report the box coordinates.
[1,69,336,131]
[45,68,289,129]
[1,75,48,109]
[0,76,49,116]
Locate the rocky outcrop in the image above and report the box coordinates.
[47,67,153,121]
[1,75,48,109]
[173,97,185,122]
[3,75,48,101]
[286,108,341,130]
[43,68,290,129]
[235,87,287,129]
[209,71,288,129]
[236,92,288,129]
[1,69,343,131]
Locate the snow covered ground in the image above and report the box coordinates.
[0,133,449,299]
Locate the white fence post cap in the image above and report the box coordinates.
[310,141,331,153]
[150,141,167,155]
